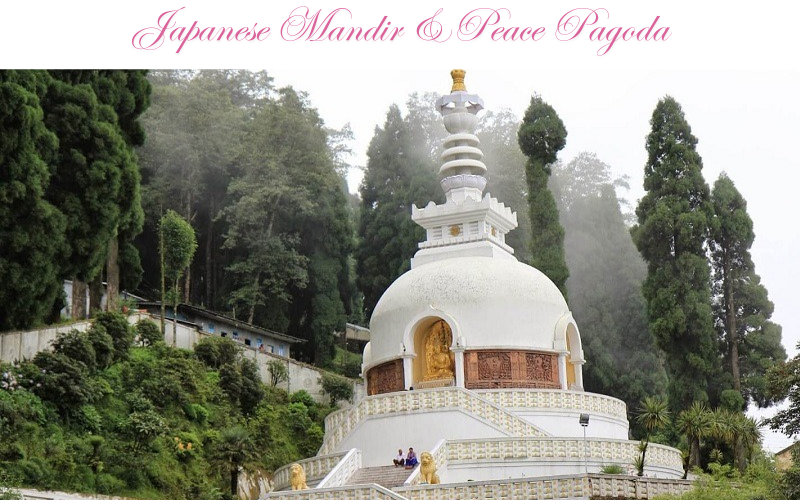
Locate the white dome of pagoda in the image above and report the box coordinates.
[367,256,576,365]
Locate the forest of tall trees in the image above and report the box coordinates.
[0,69,789,441]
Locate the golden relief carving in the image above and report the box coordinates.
[449,225,461,236]
[424,320,454,381]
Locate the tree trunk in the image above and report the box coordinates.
[691,437,701,467]
[230,467,238,499]
[205,206,214,308]
[71,278,87,320]
[725,250,741,392]
[160,206,166,336]
[88,275,103,317]
[248,271,261,324]
[106,231,120,312]
[184,266,192,304]
[735,436,746,474]
[173,279,179,347]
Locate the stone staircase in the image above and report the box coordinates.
[345,465,416,488]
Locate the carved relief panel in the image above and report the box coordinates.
[465,350,559,389]
[367,359,404,395]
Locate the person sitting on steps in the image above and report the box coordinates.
[393,449,405,467]
[405,447,418,468]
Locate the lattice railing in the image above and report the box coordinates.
[444,437,683,468]
[273,452,346,491]
[318,449,362,488]
[319,388,548,454]
[475,389,628,419]
[266,484,409,500]
[395,474,693,500]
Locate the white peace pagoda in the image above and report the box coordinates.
[268,70,688,500]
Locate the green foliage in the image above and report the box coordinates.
[710,173,786,408]
[635,396,671,475]
[93,312,134,361]
[320,372,353,405]
[0,70,65,330]
[136,319,164,347]
[161,209,197,288]
[631,96,721,413]
[356,104,440,319]
[52,329,97,372]
[267,360,289,387]
[766,347,800,437]
[599,464,625,474]
[195,337,241,369]
[517,94,569,298]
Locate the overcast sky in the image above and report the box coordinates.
[2,0,798,452]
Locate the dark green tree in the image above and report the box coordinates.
[709,172,786,407]
[48,71,151,310]
[517,95,569,298]
[357,105,440,318]
[0,70,65,330]
[631,96,720,413]
[41,77,129,318]
[766,345,800,437]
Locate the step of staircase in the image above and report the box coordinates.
[345,465,416,488]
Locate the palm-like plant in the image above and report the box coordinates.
[739,416,762,472]
[213,426,255,498]
[675,401,711,478]
[635,396,670,476]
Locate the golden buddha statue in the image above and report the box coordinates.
[424,320,454,381]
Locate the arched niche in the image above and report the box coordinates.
[412,317,455,387]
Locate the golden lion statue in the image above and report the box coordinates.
[419,452,440,484]
[289,463,308,490]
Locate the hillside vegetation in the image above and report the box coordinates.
[0,313,339,500]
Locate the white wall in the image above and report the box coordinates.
[512,409,629,440]
[332,410,507,467]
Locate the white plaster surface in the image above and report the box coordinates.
[331,409,507,467]
[368,256,571,368]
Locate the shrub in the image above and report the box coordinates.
[86,324,114,369]
[93,312,134,361]
[195,337,240,368]
[267,360,289,387]
[290,390,316,408]
[135,319,163,347]
[320,372,353,405]
[52,329,97,371]
[599,464,625,474]
[344,360,362,379]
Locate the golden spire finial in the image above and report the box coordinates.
[450,69,466,92]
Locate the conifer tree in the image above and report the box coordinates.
[710,173,786,407]
[41,77,129,318]
[631,96,720,412]
[0,71,66,329]
[356,105,439,318]
[517,95,569,298]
